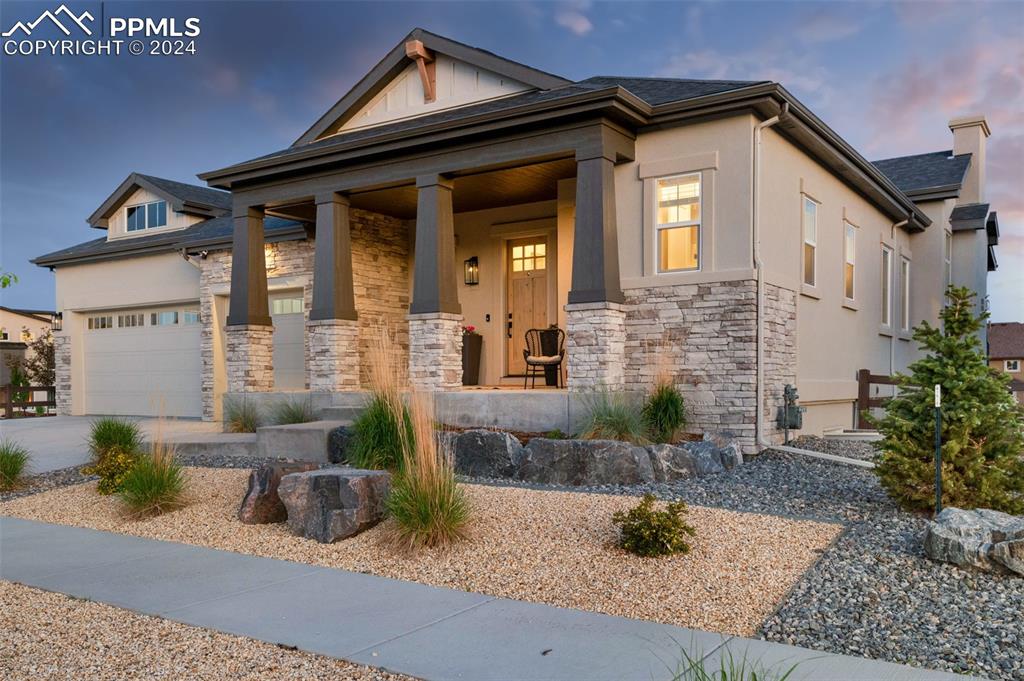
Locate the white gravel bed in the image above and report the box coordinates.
[0,581,411,680]
[0,467,840,637]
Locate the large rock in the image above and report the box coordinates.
[453,429,524,478]
[516,438,580,485]
[327,426,354,464]
[517,439,654,486]
[703,431,743,470]
[924,507,1024,576]
[238,461,319,524]
[646,444,700,482]
[278,468,391,543]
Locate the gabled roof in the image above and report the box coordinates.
[989,322,1024,360]
[871,150,971,201]
[950,202,990,231]
[0,306,55,323]
[293,27,573,146]
[87,172,232,229]
[33,216,304,268]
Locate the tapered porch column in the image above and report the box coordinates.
[408,174,463,391]
[225,204,274,394]
[566,151,626,392]
[308,192,360,391]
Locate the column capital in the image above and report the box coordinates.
[232,203,265,219]
[415,174,455,191]
[314,191,351,206]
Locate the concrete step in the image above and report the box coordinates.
[318,405,362,422]
[256,420,347,462]
[162,433,258,459]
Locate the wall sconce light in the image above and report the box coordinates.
[52,312,63,332]
[464,256,479,285]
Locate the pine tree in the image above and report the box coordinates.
[872,286,1024,513]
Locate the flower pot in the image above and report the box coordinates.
[462,333,482,386]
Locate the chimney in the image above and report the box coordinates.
[949,115,991,204]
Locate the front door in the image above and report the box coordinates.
[507,236,549,375]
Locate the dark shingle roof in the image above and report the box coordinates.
[989,323,1024,360]
[244,76,765,165]
[871,150,971,196]
[950,202,990,231]
[34,216,303,267]
[136,174,232,211]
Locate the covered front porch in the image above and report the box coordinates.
[209,119,636,409]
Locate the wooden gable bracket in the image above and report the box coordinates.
[404,39,437,103]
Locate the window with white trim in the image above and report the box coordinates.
[655,173,701,272]
[126,200,168,232]
[899,257,911,331]
[118,313,144,328]
[843,223,856,301]
[802,197,817,287]
[271,298,303,315]
[881,246,893,327]
[150,311,178,326]
[88,315,113,330]
[1006,360,1021,372]
[182,309,201,325]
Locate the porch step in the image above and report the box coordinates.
[163,433,258,460]
[318,405,363,422]
[256,420,347,462]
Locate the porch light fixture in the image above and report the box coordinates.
[52,312,63,332]
[464,256,479,285]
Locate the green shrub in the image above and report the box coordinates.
[642,382,686,444]
[0,439,31,490]
[544,428,568,439]
[579,390,650,444]
[387,394,470,551]
[87,417,143,460]
[270,397,315,425]
[613,494,696,558]
[672,646,798,681]
[85,448,139,495]
[224,397,261,433]
[872,287,1024,513]
[117,439,186,518]
[349,395,411,470]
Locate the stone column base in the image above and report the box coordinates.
[408,312,463,391]
[54,333,72,416]
[566,301,627,391]
[226,325,275,393]
[307,318,360,391]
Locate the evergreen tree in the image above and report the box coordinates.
[873,286,1024,513]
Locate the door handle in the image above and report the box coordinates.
[507,313,513,339]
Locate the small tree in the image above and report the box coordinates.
[23,331,55,386]
[872,286,1024,513]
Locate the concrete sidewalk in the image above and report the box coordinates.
[0,517,968,681]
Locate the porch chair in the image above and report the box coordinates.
[523,327,566,389]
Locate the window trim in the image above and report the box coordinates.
[654,172,702,274]
[1006,359,1021,372]
[880,245,893,328]
[801,195,818,289]
[125,200,168,232]
[899,256,911,332]
[943,230,953,292]
[843,221,857,303]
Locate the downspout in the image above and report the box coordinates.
[753,103,788,449]
[888,218,909,377]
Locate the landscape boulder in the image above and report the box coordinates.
[327,426,354,464]
[923,507,1024,576]
[278,468,391,543]
[515,438,580,485]
[516,439,655,486]
[703,431,743,470]
[453,429,524,478]
[238,461,320,524]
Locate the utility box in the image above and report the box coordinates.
[777,384,805,431]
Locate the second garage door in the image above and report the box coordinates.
[82,306,202,418]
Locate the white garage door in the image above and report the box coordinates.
[83,307,202,417]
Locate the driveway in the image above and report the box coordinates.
[0,416,222,474]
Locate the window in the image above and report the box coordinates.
[802,197,817,287]
[899,257,911,331]
[1006,360,1021,372]
[88,315,113,330]
[150,311,178,326]
[843,223,856,301]
[655,174,701,272]
[271,298,303,315]
[511,243,546,272]
[944,231,952,291]
[118,313,144,328]
[182,309,201,325]
[880,246,893,327]
[0,328,7,340]
[126,200,167,232]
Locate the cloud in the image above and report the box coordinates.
[554,1,593,36]
[796,11,863,44]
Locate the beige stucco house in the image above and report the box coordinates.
[34,29,1001,451]
[989,322,1024,404]
[0,306,55,384]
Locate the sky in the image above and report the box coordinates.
[1,0,1021,322]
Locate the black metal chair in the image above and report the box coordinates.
[523,327,565,388]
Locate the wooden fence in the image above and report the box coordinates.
[856,369,896,429]
[1,384,56,418]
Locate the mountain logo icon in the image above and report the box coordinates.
[2,4,94,37]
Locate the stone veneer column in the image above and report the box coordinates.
[307,319,360,391]
[565,301,627,391]
[225,325,274,393]
[408,312,463,391]
[53,333,72,415]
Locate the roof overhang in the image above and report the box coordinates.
[950,202,990,232]
[904,185,962,202]
[87,173,225,230]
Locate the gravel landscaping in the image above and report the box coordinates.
[0,581,410,681]
[0,468,839,637]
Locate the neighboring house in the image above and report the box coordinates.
[989,322,1024,404]
[34,29,1001,451]
[0,306,56,384]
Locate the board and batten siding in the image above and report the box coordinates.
[105,187,205,240]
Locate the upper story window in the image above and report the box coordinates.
[899,257,911,331]
[802,197,817,287]
[1006,359,1021,372]
[880,246,893,327]
[655,174,701,272]
[843,223,856,301]
[943,231,953,291]
[126,200,168,232]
